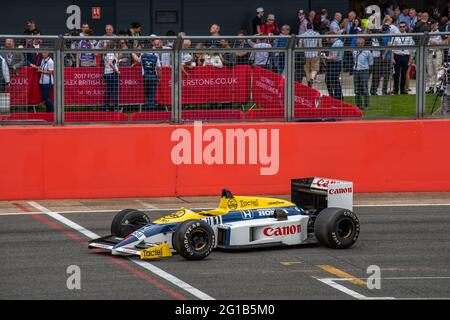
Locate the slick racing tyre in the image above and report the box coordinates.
[314,208,360,249]
[174,220,215,260]
[111,209,150,238]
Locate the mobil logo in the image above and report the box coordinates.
[263,225,301,237]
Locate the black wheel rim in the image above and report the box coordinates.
[190,228,208,251]
[336,218,354,240]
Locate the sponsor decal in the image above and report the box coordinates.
[166,209,186,219]
[263,225,301,237]
[140,243,172,260]
[241,210,254,220]
[130,230,145,239]
[314,178,340,188]
[329,187,353,195]
[257,209,274,217]
[267,201,285,205]
[227,199,238,210]
[239,199,259,207]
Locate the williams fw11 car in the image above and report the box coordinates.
[88,178,360,260]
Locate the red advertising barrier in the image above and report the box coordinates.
[9,66,251,106]
[157,65,251,105]
[9,66,325,110]
[8,67,45,105]
[1,120,450,200]
[251,66,321,109]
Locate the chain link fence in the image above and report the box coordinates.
[0,33,449,124]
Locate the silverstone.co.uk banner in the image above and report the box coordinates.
[7,65,322,108]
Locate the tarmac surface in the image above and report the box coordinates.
[1,193,450,300]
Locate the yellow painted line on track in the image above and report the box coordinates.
[317,265,367,286]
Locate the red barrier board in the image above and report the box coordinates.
[8,65,324,108]
[1,120,450,200]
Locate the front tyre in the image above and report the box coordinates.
[111,209,150,237]
[314,208,360,249]
[174,220,215,260]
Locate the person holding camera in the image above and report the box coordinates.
[103,41,120,112]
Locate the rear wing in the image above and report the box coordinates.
[291,177,353,213]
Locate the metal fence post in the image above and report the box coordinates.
[171,36,183,123]
[284,35,296,121]
[415,33,428,119]
[54,35,64,125]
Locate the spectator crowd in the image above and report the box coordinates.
[1,0,450,112]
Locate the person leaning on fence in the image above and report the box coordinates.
[260,14,280,35]
[353,38,374,110]
[31,52,54,112]
[299,22,322,87]
[389,22,415,95]
[139,42,162,111]
[322,30,344,100]
[3,38,25,75]
[426,19,444,94]
[103,41,121,112]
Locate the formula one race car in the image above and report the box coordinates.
[88,178,360,260]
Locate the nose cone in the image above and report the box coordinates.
[113,234,141,249]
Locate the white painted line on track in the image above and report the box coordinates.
[28,201,99,240]
[317,278,395,300]
[27,201,215,301]
[318,276,450,300]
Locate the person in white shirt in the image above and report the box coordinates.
[0,55,11,93]
[248,39,272,69]
[31,52,54,112]
[389,22,415,94]
[426,20,444,94]
[299,23,322,87]
[103,41,120,112]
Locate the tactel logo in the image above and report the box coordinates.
[171,121,279,176]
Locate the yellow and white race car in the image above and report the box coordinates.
[88,177,359,260]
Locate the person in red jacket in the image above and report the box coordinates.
[261,14,280,35]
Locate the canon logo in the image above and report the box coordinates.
[329,188,353,195]
[263,225,301,237]
[316,179,339,188]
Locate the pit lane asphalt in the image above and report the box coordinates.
[1,205,449,300]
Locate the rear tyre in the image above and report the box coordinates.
[111,209,150,237]
[174,220,215,260]
[314,207,360,249]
